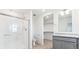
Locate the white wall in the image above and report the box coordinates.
[72,9,79,33]
[24,10,32,48]
[0,9,24,19]
[28,11,32,48]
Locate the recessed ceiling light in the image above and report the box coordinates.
[60,11,64,16]
[65,10,71,14]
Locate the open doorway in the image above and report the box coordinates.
[32,9,53,49]
[43,13,53,49]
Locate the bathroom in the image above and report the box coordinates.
[0,9,79,49]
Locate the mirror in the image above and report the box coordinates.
[58,9,72,32]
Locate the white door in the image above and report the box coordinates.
[0,15,28,49]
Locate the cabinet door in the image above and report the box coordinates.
[77,40,79,49]
[53,39,63,49]
[62,41,76,49]
[78,44,79,49]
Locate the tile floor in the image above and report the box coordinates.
[32,39,53,49]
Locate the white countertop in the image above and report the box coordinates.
[53,32,79,38]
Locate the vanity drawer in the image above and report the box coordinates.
[53,36,76,42]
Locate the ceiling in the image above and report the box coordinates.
[0,9,63,16]
[11,9,32,15]
[32,9,55,16]
[10,9,32,19]
[0,9,70,18]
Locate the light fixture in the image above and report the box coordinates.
[65,10,70,14]
[60,9,71,16]
[60,11,64,16]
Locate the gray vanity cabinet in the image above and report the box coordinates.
[53,36,76,49]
